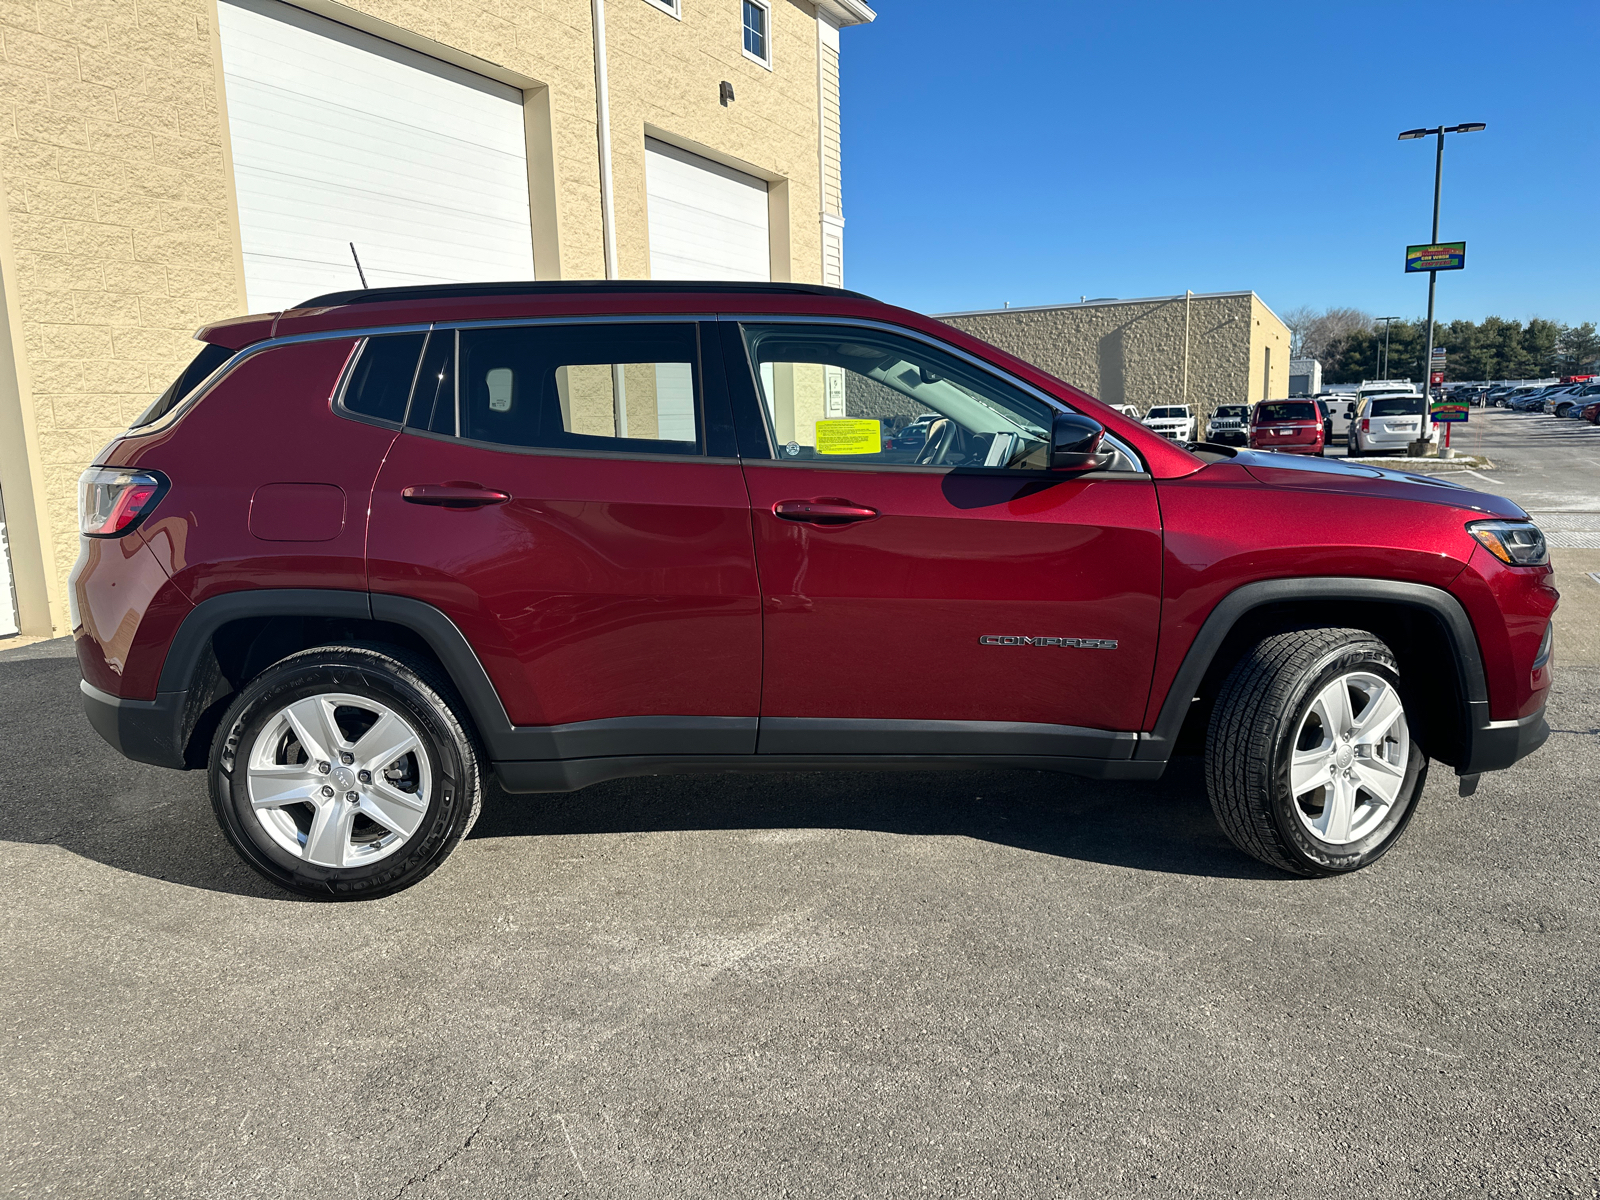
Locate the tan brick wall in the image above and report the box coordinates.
[1247,293,1291,403]
[0,0,833,632]
[0,0,245,614]
[605,0,824,281]
[941,294,1268,429]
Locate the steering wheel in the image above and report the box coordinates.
[915,417,958,466]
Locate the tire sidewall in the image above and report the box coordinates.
[211,651,474,899]
[1269,644,1427,873]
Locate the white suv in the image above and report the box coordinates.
[1143,405,1196,441]
[1352,393,1435,455]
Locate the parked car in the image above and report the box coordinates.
[1109,404,1142,420]
[1581,401,1600,424]
[1248,399,1326,456]
[1352,393,1436,455]
[1507,386,1554,410]
[1485,386,1516,408]
[72,280,1556,896]
[1570,384,1600,416]
[1143,404,1196,441]
[1322,395,1359,442]
[1204,403,1251,446]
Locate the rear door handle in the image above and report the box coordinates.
[772,498,879,524]
[401,485,511,509]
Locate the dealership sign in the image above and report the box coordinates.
[1406,242,1466,272]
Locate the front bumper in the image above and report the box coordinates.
[1461,702,1549,774]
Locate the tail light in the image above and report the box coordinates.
[1361,418,1370,432]
[78,467,167,537]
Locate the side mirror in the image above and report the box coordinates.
[1050,411,1105,469]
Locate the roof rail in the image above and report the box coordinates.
[295,279,874,308]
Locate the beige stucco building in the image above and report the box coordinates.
[939,291,1291,428]
[0,0,873,638]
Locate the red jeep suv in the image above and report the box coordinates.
[72,282,1556,898]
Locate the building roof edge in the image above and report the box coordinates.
[935,291,1262,319]
[816,0,876,26]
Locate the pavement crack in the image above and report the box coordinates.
[387,1088,503,1200]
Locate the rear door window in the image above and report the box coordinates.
[404,324,706,456]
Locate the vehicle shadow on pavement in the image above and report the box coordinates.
[468,763,1285,881]
[0,640,1281,898]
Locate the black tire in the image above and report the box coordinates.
[1204,627,1427,877]
[209,644,482,899]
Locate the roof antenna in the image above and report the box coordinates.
[349,242,369,288]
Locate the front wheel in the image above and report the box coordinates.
[209,645,482,899]
[1205,628,1427,876]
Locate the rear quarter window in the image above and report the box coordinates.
[130,342,234,429]
[340,333,427,426]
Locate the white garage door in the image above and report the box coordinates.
[218,0,535,313]
[645,139,770,282]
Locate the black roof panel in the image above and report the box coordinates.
[296,279,874,308]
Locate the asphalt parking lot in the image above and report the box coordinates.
[4,412,1598,1199]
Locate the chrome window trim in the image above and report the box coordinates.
[119,312,1144,475]
[719,313,1148,474]
[128,322,434,438]
[123,314,714,439]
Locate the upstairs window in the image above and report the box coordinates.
[642,0,680,16]
[742,0,770,66]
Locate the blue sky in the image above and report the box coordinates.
[839,0,1599,326]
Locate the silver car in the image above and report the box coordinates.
[1352,393,1434,455]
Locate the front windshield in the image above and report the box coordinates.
[1147,408,1183,419]
[1214,406,1247,418]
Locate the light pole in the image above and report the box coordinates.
[1398,123,1485,401]
[1375,316,1399,379]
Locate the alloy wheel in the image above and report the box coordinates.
[1289,671,1410,845]
[244,693,432,868]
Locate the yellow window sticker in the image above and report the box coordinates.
[814,418,882,456]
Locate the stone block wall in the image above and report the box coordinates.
[939,293,1290,429]
[0,0,836,633]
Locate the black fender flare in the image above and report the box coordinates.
[1136,577,1489,764]
[154,588,520,760]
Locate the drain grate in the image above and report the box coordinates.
[1531,513,1600,549]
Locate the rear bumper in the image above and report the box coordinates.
[1249,442,1321,454]
[81,679,192,769]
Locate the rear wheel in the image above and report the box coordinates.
[1205,628,1427,876]
[209,645,482,899]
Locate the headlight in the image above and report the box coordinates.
[1467,519,1549,566]
[78,467,167,537]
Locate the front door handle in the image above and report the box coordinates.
[401,485,511,509]
[772,498,879,524]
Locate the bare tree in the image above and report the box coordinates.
[1291,307,1375,362]
[1282,305,1317,358]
